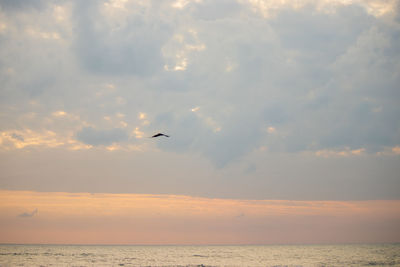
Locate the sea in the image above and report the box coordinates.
[0,244,399,267]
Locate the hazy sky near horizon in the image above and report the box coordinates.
[1,190,400,244]
[1,0,400,202]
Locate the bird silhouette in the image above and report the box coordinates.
[151,133,170,138]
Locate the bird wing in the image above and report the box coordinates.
[151,133,170,138]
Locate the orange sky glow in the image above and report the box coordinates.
[0,190,399,245]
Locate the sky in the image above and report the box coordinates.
[0,0,399,244]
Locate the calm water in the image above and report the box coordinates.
[0,244,399,267]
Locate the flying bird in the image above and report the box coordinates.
[151,133,170,138]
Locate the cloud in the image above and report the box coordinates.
[153,111,203,153]
[315,147,366,158]
[191,0,244,20]
[72,1,172,76]
[0,0,399,203]
[392,146,400,154]
[1,130,65,149]
[11,133,24,141]
[0,0,46,12]
[243,0,398,18]
[76,127,128,146]
[18,208,38,218]
[77,0,397,166]
[1,0,398,156]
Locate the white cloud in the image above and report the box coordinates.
[162,29,206,72]
[116,112,125,118]
[138,112,147,120]
[132,127,144,139]
[52,111,67,117]
[315,147,366,158]
[242,0,398,18]
[119,121,128,128]
[392,146,400,155]
[25,27,61,40]
[0,130,65,149]
[267,126,277,134]
[377,146,400,156]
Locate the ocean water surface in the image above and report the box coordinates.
[0,244,399,267]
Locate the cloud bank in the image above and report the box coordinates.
[0,0,399,200]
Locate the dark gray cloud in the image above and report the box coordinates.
[76,127,128,146]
